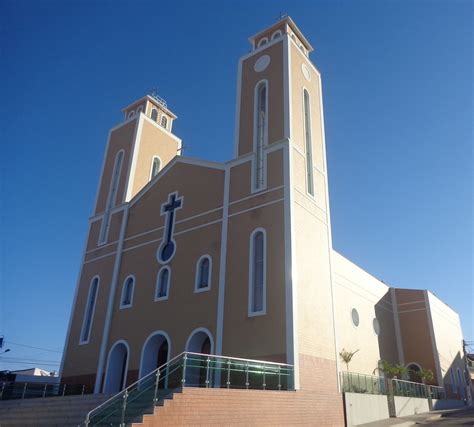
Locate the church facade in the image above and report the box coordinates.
[59,16,469,415]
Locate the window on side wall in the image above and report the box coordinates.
[195,256,211,292]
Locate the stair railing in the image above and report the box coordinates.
[84,352,294,426]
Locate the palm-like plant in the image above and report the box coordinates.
[339,349,359,372]
[417,368,434,384]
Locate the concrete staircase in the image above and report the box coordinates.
[0,393,111,426]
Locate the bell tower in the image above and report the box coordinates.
[234,17,339,390]
[94,92,182,246]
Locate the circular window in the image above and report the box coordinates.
[301,63,311,81]
[373,318,380,335]
[351,308,360,327]
[254,55,271,72]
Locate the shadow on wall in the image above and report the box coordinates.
[375,291,399,366]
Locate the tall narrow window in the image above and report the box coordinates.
[254,82,267,190]
[120,276,134,308]
[80,277,99,344]
[155,267,170,301]
[160,115,168,129]
[99,150,124,244]
[249,229,266,315]
[150,156,161,180]
[195,256,211,292]
[151,108,158,122]
[303,90,314,196]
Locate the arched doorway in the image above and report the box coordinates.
[139,331,170,388]
[185,328,214,387]
[103,341,129,393]
[407,363,422,383]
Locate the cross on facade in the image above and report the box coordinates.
[158,192,183,263]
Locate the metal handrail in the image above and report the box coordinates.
[86,351,185,420]
[85,351,294,424]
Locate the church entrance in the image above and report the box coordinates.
[185,328,213,387]
[140,332,170,389]
[103,341,129,393]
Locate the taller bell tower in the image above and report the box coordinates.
[234,17,339,390]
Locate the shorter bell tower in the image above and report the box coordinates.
[94,92,182,246]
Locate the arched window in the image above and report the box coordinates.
[271,30,282,40]
[160,115,168,129]
[155,267,170,301]
[248,229,266,316]
[120,276,135,308]
[195,256,211,292]
[99,150,124,244]
[151,108,158,122]
[254,81,267,190]
[150,156,161,180]
[257,37,268,48]
[136,106,143,115]
[303,90,314,196]
[80,276,99,344]
[127,111,135,119]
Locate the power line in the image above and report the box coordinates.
[0,357,61,364]
[5,341,62,354]
[0,360,60,367]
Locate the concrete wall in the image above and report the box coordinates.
[344,392,389,427]
[394,395,430,417]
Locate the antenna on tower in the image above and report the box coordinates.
[276,12,288,21]
[149,88,168,109]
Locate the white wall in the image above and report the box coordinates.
[428,291,467,396]
[344,392,389,426]
[332,251,395,376]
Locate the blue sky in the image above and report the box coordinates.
[1,0,472,373]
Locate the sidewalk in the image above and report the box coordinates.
[358,406,474,426]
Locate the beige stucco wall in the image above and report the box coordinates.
[95,120,137,215]
[129,117,180,198]
[62,255,116,379]
[238,42,285,156]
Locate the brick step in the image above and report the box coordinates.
[0,393,112,426]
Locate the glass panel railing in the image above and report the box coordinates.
[85,352,294,426]
[341,371,445,401]
[0,381,89,401]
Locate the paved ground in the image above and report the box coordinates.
[359,406,474,426]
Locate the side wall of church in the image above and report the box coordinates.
[332,252,398,376]
[428,291,467,398]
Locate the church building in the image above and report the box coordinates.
[59,16,469,423]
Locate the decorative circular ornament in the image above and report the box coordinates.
[351,308,360,327]
[301,63,311,81]
[254,55,270,72]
